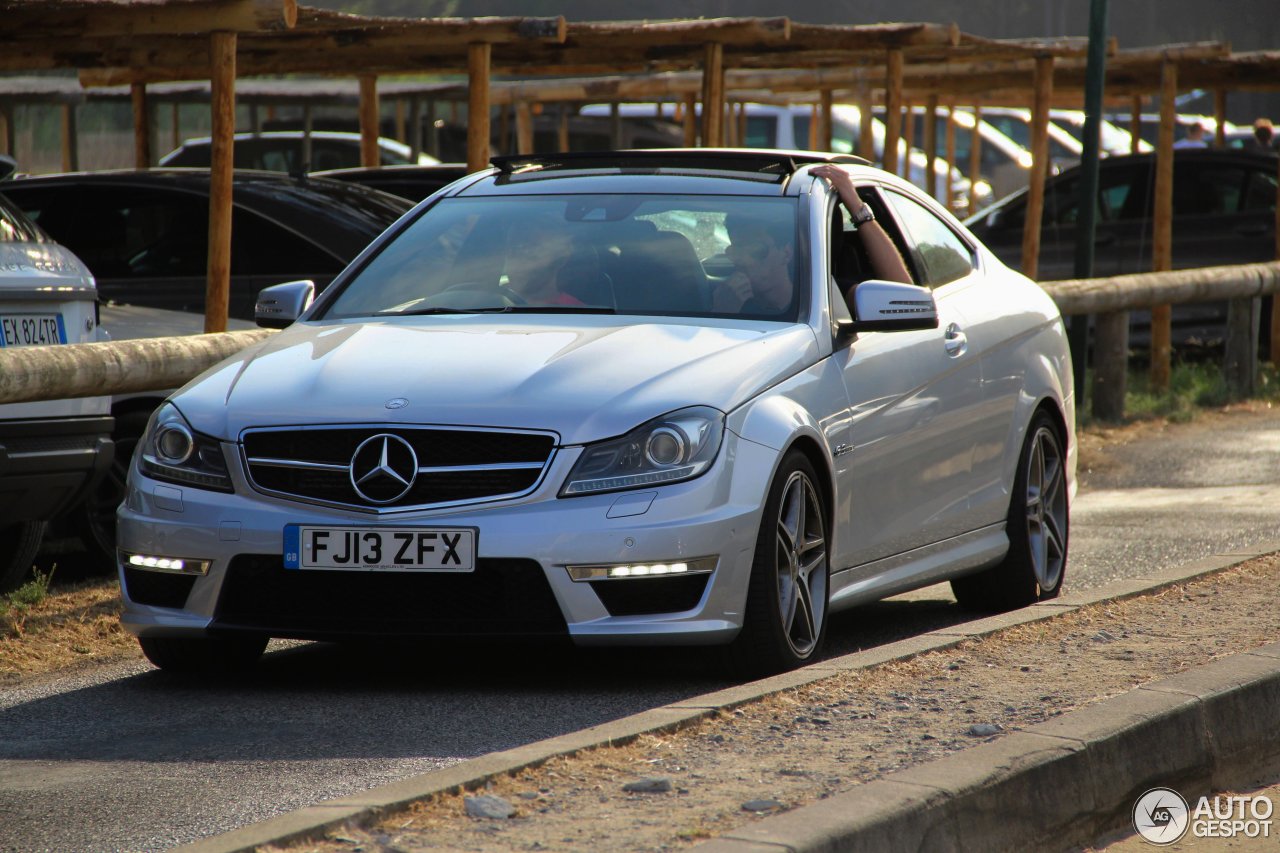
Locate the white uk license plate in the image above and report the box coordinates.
[283,524,477,571]
[0,313,66,347]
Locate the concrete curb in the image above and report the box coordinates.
[173,541,1280,853]
[695,643,1280,852]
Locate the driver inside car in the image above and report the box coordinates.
[502,214,586,306]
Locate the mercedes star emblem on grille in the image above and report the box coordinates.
[349,434,418,504]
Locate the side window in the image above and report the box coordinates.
[1243,169,1278,212]
[231,209,342,276]
[744,116,776,148]
[1172,167,1245,216]
[883,191,975,289]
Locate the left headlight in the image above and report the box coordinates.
[137,402,233,492]
[560,406,725,497]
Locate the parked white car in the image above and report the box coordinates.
[117,150,1075,676]
[0,192,113,591]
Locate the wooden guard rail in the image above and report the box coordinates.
[1,262,1278,415]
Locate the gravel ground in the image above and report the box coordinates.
[266,554,1280,853]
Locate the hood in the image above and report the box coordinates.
[174,316,819,444]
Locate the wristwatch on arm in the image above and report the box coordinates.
[850,203,875,227]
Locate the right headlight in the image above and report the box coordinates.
[560,406,725,497]
[137,402,233,492]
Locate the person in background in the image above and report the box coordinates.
[1244,118,1278,154]
[1174,122,1209,149]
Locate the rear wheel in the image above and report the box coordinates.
[0,521,45,593]
[726,451,830,677]
[952,411,1068,611]
[138,635,268,674]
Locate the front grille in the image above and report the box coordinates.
[123,567,198,609]
[212,554,568,639]
[241,426,556,511]
[589,574,711,617]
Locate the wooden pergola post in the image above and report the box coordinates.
[408,97,422,159]
[171,102,181,151]
[557,104,570,151]
[0,105,11,155]
[130,82,151,168]
[394,98,406,143]
[882,49,903,176]
[1130,95,1142,154]
[205,31,236,335]
[968,104,983,216]
[682,93,697,147]
[515,100,534,154]
[857,84,874,161]
[818,89,833,152]
[358,74,379,168]
[301,103,313,167]
[466,42,491,172]
[1020,56,1055,280]
[901,97,914,178]
[808,103,819,149]
[924,94,939,200]
[1150,59,1177,390]
[1214,89,1227,148]
[60,103,78,172]
[1273,153,1280,366]
[701,42,724,147]
[944,99,957,210]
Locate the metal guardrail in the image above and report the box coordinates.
[1,260,1278,408]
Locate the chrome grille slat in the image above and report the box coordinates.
[240,425,556,512]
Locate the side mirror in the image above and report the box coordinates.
[836,280,939,342]
[255,279,315,329]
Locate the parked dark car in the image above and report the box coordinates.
[965,149,1279,348]
[159,130,439,172]
[312,163,471,202]
[0,169,412,320]
[1,169,411,567]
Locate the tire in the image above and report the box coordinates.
[138,635,268,674]
[73,409,152,571]
[0,521,46,594]
[952,411,1069,611]
[726,451,830,677]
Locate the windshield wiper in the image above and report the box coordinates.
[390,306,513,316]
[393,305,617,316]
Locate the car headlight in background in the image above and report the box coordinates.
[137,402,233,492]
[560,406,724,496]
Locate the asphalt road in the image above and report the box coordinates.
[2,408,1278,853]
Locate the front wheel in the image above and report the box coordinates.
[726,451,830,677]
[952,411,1068,611]
[138,635,268,674]
[0,521,45,593]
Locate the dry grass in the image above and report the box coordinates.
[0,575,137,684]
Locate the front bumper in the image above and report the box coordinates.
[117,432,775,646]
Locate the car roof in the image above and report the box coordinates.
[451,148,868,197]
[1,168,411,257]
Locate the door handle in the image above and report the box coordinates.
[944,322,968,357]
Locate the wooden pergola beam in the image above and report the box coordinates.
[0,0,297,38]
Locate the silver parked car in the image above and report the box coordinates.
[117,150,1076,676]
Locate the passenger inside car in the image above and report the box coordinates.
[502,214,587,306]
[714,213,797,316]
[810,163,912,291]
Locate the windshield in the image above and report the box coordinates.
[321,194,803,322]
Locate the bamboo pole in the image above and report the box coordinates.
[358,74,379,168]
[882,49,903,176]
[1020,56,1054,280]
[924,94,939,199]
[205,31,236,335]
[515,100,534,154]
[60,104,77,172]
[1150,59,1177,390]
[968,104,983,217]
[131,82,151,167]
[701,42,724,148]
[467,42,491,172]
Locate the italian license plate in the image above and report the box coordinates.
[283,524,477,572]
[0,313,66,347]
